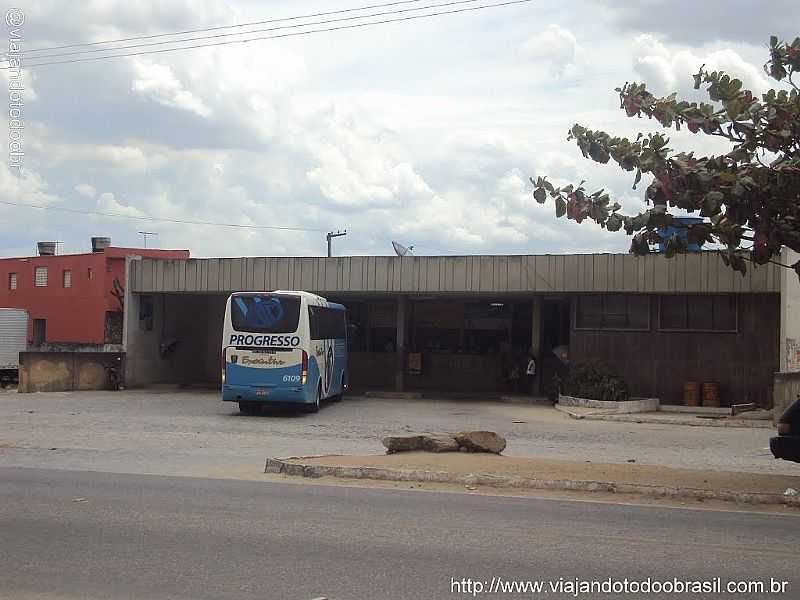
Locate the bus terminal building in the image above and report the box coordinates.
[120,251,797,408]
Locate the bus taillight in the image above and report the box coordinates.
[221,349,226,384]
[301,350,308,385]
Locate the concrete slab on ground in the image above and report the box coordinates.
[0,390,793,478]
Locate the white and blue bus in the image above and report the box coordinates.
[222,291,348,413]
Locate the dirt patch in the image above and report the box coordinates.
[290,452,800,496]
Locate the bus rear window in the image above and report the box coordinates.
[231,295,300,334]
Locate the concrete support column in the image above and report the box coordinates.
[395,295,407,392]
[364,302,371,352]
[780,248,800,374]
[775,249,800,419]
[122,256,141,387]
[530,296,542,397]
[530,296,542,358]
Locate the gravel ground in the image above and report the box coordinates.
[0,388,795,477]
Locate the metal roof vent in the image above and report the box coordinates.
[91,237,111,253]
[37,241,57,256]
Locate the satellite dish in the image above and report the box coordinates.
[392,241,414,257]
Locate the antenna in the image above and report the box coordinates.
[392,241,414,257]
[138,231,158,248]
[326,230,347,257]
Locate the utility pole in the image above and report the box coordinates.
[138,232,158,248]
[326,230,347,257]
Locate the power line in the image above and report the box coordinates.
[19,0,484,62]
[11,0,533,69]
[22,0,433,54]
[0,200,327,233]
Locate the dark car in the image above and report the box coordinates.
[771,396,800,463]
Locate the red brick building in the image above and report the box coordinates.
[0,239,189,348]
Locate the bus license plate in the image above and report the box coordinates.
[255,389,269,397]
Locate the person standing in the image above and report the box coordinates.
[525,351,537,397]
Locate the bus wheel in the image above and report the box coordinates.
[307,384,321,413]
[239,401,255,415]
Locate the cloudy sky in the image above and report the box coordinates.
[1,0,797,258]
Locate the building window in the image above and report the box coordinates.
[8,272,16,290]
[33,319,46,346]
[63,270,72,288]
[575,294,650,330]
[34,266,48,287]
[659,295,737,332]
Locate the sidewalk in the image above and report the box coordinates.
[268,452,800,507]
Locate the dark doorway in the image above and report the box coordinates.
[33,319,47,346]
[538,299,570,397]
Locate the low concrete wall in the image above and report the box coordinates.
[558,394,660,413]
[18,352,123,393]
[773,372,800,422]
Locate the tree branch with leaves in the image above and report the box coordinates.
[532,35,800,278]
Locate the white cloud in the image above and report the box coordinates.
[632,35,769,97]
[96,192,146,218]
[0,67,37,102]
[131,59,213,118]
[75,184,96,198]
[41,141,168,172]
[8,0,736,259]
[522,25,582,77]
[0,167,58,206]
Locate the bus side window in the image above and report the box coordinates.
[309,306,345,340]
[309,306,321,340]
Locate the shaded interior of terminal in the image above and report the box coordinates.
[124,292,778,406]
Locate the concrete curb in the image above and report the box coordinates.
[553,404,773,429]
[554,404,588,419]
[581,413,774,429]
[264,458,800,507]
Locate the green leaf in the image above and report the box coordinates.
[606,213,623,232]
[588,142,610,164]
[726,99,741,120]
[701,191,724,216]
[533,188,547,204]
[555,197,567,218]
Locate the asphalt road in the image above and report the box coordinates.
[1,468,797,600]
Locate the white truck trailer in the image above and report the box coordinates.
[0,308,28,387]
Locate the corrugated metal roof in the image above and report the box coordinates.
[128,253,781,295]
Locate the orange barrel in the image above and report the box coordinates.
[684,382,700,407]
[702,382,720,407]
